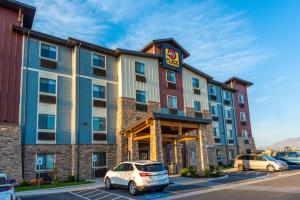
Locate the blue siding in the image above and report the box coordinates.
[56,76,72,144]
[23,38,72,75]
[77,77,92,144]
[22,70,38,144]
[217,104,226,145]
[107,83,117,144]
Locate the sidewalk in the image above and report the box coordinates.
[16,178,104,197]
[169,174,229,186]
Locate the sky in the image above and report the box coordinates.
[22,0,300,147]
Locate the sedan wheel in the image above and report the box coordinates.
[238,164,245,171]
[267,165,275,172]
[105,178,113,190]
[129,181,138,196]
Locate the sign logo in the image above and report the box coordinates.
[165,48,179,68]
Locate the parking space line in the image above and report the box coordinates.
[95,189,134,200]
[86,192,104,198]
[74,189,98,195]
[94,194,112,199]
[111,197,122,200]
[69,191,91,200]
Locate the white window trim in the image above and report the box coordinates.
[91,52,106,69]
[227,129,233,139]
[39,41,58,62]
[209,85,216,95]
[135,61,146,76]
[192,77,200,89]
[135,90,147,104]
[225,109,231,119]
[35,153,56,171]
[93,84,106,101]
[39,77,57,96]
[240,112,246,121]
[211,105,218,116]
[165,70,176,84]
[194,101,201,112]
[213,127,220,138]
[223,91,230,100]
[242,130,248,139]
[92,152,108,168]
[167,95,177,109]
[238,94,245,104]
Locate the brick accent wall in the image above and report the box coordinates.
[0,124,22,181]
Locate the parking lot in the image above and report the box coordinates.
[20,169,298,200]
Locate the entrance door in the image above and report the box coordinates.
[139,149,149,160]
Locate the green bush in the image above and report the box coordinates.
[52,177,63,185]
[203,168,212,177]
[67,175,75,182]
[215,166,222,176]
[188,168,196,176]
[180,168,189,176]
[19,180,30,187]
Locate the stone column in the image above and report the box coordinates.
[149,120,163,162]
[196,125,209,173]
[128,132,139,161]
[172,140,183,173]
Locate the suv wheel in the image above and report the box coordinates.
[238,164,245,171]
[105,178,113,190]
[267,165,275,172]
[128,181,138,196]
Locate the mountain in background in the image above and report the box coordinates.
[258,137,300,150]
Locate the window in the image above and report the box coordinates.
[93,117,106,132]
[135,62,145,75]
[168,96,177,108]
[227,129,233,138]
[209,85,216,95]
[211,105,218,116]
[166,70,176,83]
[225,110,231,119]
[40,43,57,60]
[136,90,146,104]
[242,130,248,138]
[93,85,105,99]
[194,101,201,112]
[36,154,54,170]
[223,91,230,100]
[92,53,105,68]
[238,94,245,104]
[213,127,219,137]
[240,112,246,121]
[40,78,56,94]
[38,114,55,130]
[217,151,222,160]
[192,78,199,88]
[92,152,106,167]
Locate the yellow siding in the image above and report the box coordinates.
[117,55,160,103]
[182,67,209,110]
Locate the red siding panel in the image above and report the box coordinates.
[0,7,23,124]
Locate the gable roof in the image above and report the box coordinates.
[141,38,190,58]
[224,77,253,87]
[208,79,237,92]
[182,63,213,80]
[0,0,36,29]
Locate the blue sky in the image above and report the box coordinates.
[22,0,300,147]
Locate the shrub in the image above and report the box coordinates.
[48,167,58,185]
[187,168,196,177]
[52,177,63,185]
[30,178,45,186]
[180,168,189,176]
[215,166,222,176]
[67,175,75,182]
[203,168,212,177]
[19,179,29,187]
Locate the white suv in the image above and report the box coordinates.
[104,161,169,195]
[0,173,15,200]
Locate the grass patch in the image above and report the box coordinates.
[15,180,93,192]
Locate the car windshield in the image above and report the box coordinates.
[0,177,8,185]
[135,164,166,172]
[262,155,277,161]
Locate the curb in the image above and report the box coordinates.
[170,174,229,186]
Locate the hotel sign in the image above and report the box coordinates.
[162,44,182,71]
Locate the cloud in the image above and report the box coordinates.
[254,96,269,104]
[263,76,288,89]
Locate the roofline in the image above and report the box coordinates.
[224,77,254,87]
[0,0,36,29]
[115,48,162,59]
[182,63,213,80]
[140,38,190,58]
[208,79,237,92]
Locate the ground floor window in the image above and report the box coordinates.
[216,150,223,160]
[36,154,55,170]
[228,150,235,161]
[92,152,106,168]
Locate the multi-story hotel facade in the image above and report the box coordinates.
[0,0,256,181]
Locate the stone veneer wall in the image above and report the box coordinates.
[215,145,238,166]
[116,97,160,163]
[0,124,22,181]
[237,137,256,154]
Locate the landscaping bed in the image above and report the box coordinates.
[179,166,225,178]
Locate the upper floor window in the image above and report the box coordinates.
[194,101,201,112]
[136,90,146,104]
[227,129,233,138]
[93,85,105,99]
[240,112,246,121]
[168,96,177,108]
[92,53,106,69]
[225,110,231,119]
[213,127,220,137]
[38,114,55,130]
[211,105,218,116]
[40,78,56,94]
[238,94,245,104]
[192,78,200,88]
[223,91,230,100]
[135,62,145,75]
[166,70,176,83]
[93,117,106,132]
[209,85,216,95]
[242,130,248,138]
[36,153,54,170]
[40,43,57,61]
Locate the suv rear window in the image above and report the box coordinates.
[135,164,165,172]
[0,177,8,185]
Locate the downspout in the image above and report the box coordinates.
[21,31,30,180]
[220,90,229,165]
[76,42,82,181]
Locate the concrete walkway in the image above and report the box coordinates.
[169,174,229,186]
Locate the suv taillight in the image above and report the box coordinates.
[139,172,152,177]
[0,186,13,192]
